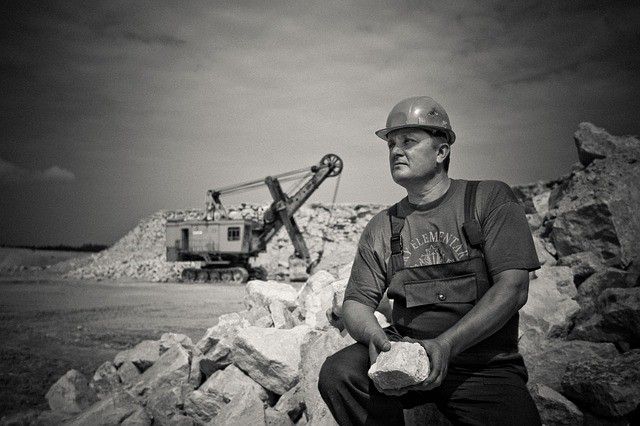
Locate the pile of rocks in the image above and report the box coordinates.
[515,122,640,425]
[12,268,369,425]
[62,204,385,282]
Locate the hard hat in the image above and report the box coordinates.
[375,96,456,144]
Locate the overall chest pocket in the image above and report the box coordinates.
[404,273,478,308]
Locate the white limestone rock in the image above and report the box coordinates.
[65,392,147,426]
[214,389,266,426]
[45,369,98,414]
[117,361,141,385]
[270,300,296,329]
[90,361,120,400]
[368,342,430,390]
[520,265,579,337]
[245,280,298,310]
[113,340,160,371]
[131,344,190,396]
[233,325,313,394]
[300,328,351,423]
[304,285,335,329]
[159,332,193,354]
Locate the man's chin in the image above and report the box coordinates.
[391,172,412,187]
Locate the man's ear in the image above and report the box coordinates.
[436,143,450,164]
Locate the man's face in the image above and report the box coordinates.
[386,128,444,187]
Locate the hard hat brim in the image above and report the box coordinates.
[375,124,456,144]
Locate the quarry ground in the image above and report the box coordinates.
[0,275,248,417]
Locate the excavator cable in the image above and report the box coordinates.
[310,172,341,271]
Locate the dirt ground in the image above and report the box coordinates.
[0,276,247,417]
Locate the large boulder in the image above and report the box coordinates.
[195,312,250,354]
[533,235,556,266]
[159,332,193,354]
[245,280,298,310]
[299,328,351,423]
[143,384,190,425]
[520,265,579,337]
[116,361,141,385]
[557,251,606,286]
[193,311,252,378]
[65,392,148,426]
[529,383,583,426]
[233,325,313,394]
[214,390,266,426]
[273,383,305,423]
[131,344,190,396]
[561,349,640,418]
[576,268,633,303]
[551,201,625,265]
[368,342,430,390]
[90,361,121,400]
[574,122,640,167]
[304,285,335,329]
[599,287,640,346]
[521,338,618,392]
[113,340,160,371]
[269,300,296,329]
[549,123,640,271]
[184,364,271,424]
[570,286,640,347]
[45,369,98,414]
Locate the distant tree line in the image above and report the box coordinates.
[0,243,109,252]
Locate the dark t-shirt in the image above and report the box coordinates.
[344,179,540,309]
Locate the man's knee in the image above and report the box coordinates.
[318,352,347,397]
[318,344,369,399]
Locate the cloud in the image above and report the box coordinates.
[122,31,186,47]
[0,157,76,184]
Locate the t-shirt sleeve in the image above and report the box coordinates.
[478,181,541,276]
[343,216,388,309]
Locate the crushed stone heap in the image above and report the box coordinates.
[61,204,385,283]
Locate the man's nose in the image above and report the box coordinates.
[390,144,404,157]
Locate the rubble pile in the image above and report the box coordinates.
[61,204,385,282]
[5,122,639,425]
[16,270,368,425]
[516,122,640,425]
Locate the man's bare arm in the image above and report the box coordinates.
[343,300,391,363]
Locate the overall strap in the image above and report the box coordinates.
[462,180,484,248]
[387,203,406,283]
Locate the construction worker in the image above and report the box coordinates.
[318,96,542,425]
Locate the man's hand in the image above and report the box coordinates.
[404,336,452,391]
[375,336,452,396]
[367,330,391,366]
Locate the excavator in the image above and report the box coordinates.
[166,154,343,283]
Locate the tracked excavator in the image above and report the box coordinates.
[166,154,343,283]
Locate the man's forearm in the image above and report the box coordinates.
[343,300,385,345]
[436,269,529,358]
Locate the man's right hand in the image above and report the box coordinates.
[367,331,391,366]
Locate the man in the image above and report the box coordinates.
[318,96,542,425]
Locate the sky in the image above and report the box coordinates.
[1,0,639,246]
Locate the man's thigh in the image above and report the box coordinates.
[430,365,541,426]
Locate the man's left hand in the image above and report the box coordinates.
[400,336,452,392]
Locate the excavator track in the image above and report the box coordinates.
[181,267,250,284]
